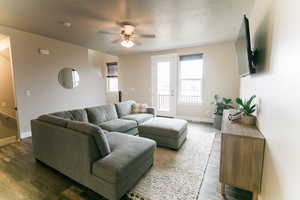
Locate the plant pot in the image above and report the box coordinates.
[241,114,256,126]
[213,114,222,130]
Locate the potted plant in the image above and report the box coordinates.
[211,95,234,130]
[235,95,257,125]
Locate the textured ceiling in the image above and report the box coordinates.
[0,0,254,55]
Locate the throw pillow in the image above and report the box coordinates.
[132,103,148,113]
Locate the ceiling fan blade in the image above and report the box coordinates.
[116,21,137,27]
[135,33,156,38]
[112,39,121,43]
[97,31,119,35]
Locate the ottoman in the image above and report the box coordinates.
[138,117,188,150]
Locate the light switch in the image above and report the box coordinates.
[38,49,50,55]
[26,90,31,96]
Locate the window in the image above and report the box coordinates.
[178,54,203,104]
[106,62,119,92]
[107,77,119,92]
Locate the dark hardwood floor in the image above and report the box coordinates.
[0,123,252,200]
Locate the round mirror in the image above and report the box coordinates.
[58,68,80,89]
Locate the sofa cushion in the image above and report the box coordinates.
[38,114,70,127]
[146,107,156,116]
[100,119,137,132]
[115,100,136,118]
[51,111,73,120]
[121,113,153,125]
[67,121,111,157]
[92,132,156,183]
[51,109,88,122]
[86,104,118,125]
[69,109,89,122]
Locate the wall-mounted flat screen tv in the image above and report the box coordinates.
[235,15,256,77]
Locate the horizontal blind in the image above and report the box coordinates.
[106,62,118,77]
[179,54,203,61]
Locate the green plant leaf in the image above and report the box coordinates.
[236,98,243,106]
[250,104,256,110]
[214,95,219,101]
[246,95,256,107]
[223,98,233,104]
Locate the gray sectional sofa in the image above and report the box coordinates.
[31,100,156,200]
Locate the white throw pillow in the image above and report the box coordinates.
[132,103,148,113]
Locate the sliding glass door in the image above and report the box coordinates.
[152,54,203,117]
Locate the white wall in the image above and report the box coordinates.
[119,42,240,121]
[240,0,299,199]
[0,25,118,137]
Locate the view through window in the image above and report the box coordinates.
[178,54,203,104]
[157,61,171,111]
[107,77,119,92]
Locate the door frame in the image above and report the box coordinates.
[151,54,178,117]
[0,35,20,141]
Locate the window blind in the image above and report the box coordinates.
[106,62,118,77]
[179,54,203,61]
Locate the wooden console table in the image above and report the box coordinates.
[219,110,265,200]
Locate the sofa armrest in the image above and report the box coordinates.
[31,119,101,185]
[146,107,156,116]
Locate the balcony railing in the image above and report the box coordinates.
[178,95,202,104]
[158,95,170,111]
[157,95,201,111]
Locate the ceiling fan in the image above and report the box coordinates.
[98,21,155,48]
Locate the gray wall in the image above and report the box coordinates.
[0,25,117,137]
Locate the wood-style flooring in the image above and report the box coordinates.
[0,123,252,200]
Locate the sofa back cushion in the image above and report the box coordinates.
[115,100,136,118]
[67,121,111,157]
[85,104,118,125]
[70,109,89,122]
[51,109,89,122]
[38,114,70,127]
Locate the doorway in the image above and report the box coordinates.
[151,54,204,119]
[0,34,18,146]
[151,54,177,117]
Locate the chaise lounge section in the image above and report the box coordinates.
[31,100,188,200]
[31,100,157,200]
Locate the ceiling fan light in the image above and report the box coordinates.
[121,40,134,48]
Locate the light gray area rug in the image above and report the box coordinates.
[127,123,216,200]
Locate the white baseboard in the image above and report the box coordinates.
[0,136,17,147]
[21,131,32,139]
[175,115,213,123]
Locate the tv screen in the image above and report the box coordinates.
[235,15,256,76]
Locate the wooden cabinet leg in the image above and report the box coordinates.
[252,192,258,200]
[221,183,225,196]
